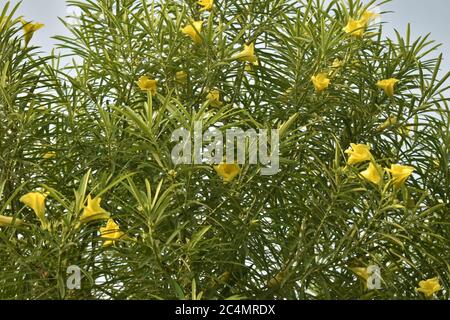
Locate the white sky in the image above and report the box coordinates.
[5,0,450,73]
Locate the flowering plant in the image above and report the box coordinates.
[0,0,448,300]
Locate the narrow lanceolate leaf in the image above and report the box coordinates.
[0,0,448,301]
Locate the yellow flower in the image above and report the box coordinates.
[232,43,258,65]
[214,163,240,182]
[100,219,125,247]
[198,0,213,11]
[377,78,400,97]
[176,71,188,84]
[21,18,44,46]
[360,11,379,24]
[387,164,414,188]
[350,267,370,282]
[206,89,223,107]
[345,143,373,165]
[20,192,47,226]
[416,277,441,298]
[311,73,330,92]
[80,195,110,224]
[343,18,366,37]
[43,151,56,159]
[136,76,158,95]
[181,20,203,44]
[343,11,377,38]
[0,215,23,227]
[378,116,398,131]
[360,163,382,185]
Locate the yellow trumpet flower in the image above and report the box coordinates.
[343,11,378,38]
[100,219,125,247]
[214,163,240,182]
[311,73,330,92]
[345,144,373,165]
[181,20,203,44]
[343,18,366,37]
[377,78,399,97]
[387,164,414,188]
[21,18,44,46]
[232,43,258,65]
[350,266,372,289]
[198,0,213,12]
[360,11,379,24]
[360,163,382,185]
[80,195,110,224]
[136,76,158,95]
[20,192,47,227]
[206,89,223,107]
[350,267,370,282]
[416,277,441,298]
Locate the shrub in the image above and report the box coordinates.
[0,0,448,300]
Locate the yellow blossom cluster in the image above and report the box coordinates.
[345,143,414,188]
[1,192,125,247]
[343,10,379,38]
[310,11,400,97]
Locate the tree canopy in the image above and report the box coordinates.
[0,0,448,300]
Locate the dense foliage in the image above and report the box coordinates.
[0,0,449,300]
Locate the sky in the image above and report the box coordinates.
[4,0,450,73]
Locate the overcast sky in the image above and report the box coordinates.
[5,0,450,73]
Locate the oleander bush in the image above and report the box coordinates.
[0,0,449,300]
